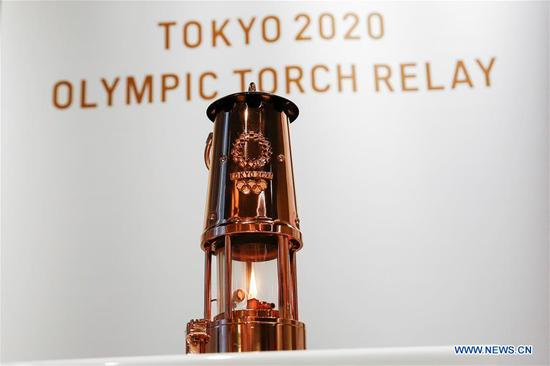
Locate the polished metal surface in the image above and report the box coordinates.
[201,86,302,249]
[205,318,306,352]
[187,83,306,354]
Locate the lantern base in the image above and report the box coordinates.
[186,318,305,353]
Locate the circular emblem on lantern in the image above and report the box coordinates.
[230,131,273,195]
[231,131,272,169]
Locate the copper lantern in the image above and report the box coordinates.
[186,83,306,353]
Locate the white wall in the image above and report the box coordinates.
[1,1,548,364]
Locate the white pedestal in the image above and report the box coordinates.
[6,347,521,366]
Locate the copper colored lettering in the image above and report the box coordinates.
[199,72,218,100]
[285,66,305,93]
[126,75,153,104]
[80,80,97,108]
[162,74,179,102]
[451,60,473,88]
[233,69,253,91]
[183,21,202,48]
[311,65,330,92]
[425,63,444,91]
[262,16,281,43]
[237,17,256,44]
[158,21,177,50]
[258,67,278,93]
[400,63,418,92]
[101,77,120,106]
[374,64,393,92]
[337,64,357,92]
[212,20,231,47]
[476,57,496,87]
[53,80,73,109]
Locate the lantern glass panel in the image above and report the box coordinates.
[213,236,284,318]
[231,255,278,311]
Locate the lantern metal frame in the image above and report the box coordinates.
[186,83,306,353]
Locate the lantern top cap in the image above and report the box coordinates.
[206,82,299,123]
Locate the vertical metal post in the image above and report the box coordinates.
[277,235,293,319]
[290,250,298,320]
[203,248,212,320]
[224,235,232,319]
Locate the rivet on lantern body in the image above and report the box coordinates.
[186,83,306,353]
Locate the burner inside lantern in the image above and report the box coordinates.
[212,235,280,319]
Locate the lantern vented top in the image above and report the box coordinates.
[206,82,299,123]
